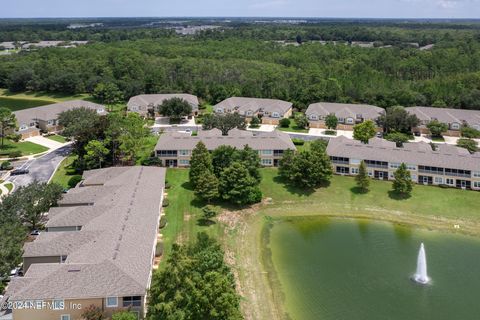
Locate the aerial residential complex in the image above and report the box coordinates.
[2,167,166,320]
[213,97,293,125]
[154,128,295,167]
[14,100,106,139]
[127,94,199,117]
[406,106,480,136]
[305,102,385,130]
[327,136,480,190]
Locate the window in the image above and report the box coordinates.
[368,171,373,177]
[271,112,280,118]
[434,177,443,184]
[350,159,361,165]
[389,163,401,169]
[351,168,359,174]
[47,120,54,125]
[338,117,345,123]
[216,108,223,113]
[157,150,177,157]
[346,118,354,124]
[261,159,273,166]
[473,172,480,178]
[474,182,480,188]
[106,297,118,308]
[309,114,318,121]
[20,125,28,130]
[446,178,454,185]
[131,106,138,111]
[53,300,64,310]
[356,114,363,119]
[178,150,190,156]
[261,150,273,155]
[123,296,142,308]
[179,160,190,166]
[246,110,253,116]
[407,165,417,171]
[61,315,70,320]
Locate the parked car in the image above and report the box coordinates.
[376,132,383,138]
[30,229,40,236]
[10,169,29,176]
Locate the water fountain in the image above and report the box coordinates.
[413,243,430,284]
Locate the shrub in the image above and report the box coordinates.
[155,241,163,257]
[292,138,305,146]
[250,116,261,128]
[162,198,169,207]
[159,216,167,229]
[165,182,171,189]
[1,161,13,170]
[7,134,21,142]
[202,205,219,220]
[81,305,104,320]
[279,118,291,128]
[8,151,22,159]
[67,175,83,188]
[461,126,480,139]
[324,130,336,136]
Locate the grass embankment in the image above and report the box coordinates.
[0,140,48,156]
[49,155,78,188]
[0,88,92,111]
[46,135,68,144]
[4,183,13,192]
[164,167,480,320]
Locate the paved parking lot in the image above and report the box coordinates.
[7,145,72,188]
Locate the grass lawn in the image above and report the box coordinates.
[161,169,223,257]
[46,135,68,144]
[0,139,48,156]
[277,118,309,133]
[0,88,93,112]
[135,135,160,165]
[4,183,13,192]
[50,155,78,188]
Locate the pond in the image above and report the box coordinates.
[266,217,480,320]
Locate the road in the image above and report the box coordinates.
[7,145,72,188]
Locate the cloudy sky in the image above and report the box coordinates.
[1,0,479,18]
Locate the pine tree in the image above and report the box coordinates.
[195,171,219,203]
[219,162,262,205]
[355,160,370,192]
[392,163,413,197]
[189,142,213,189]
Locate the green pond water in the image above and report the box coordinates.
[267,217,480,320]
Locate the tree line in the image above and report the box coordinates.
[1,25,480,110]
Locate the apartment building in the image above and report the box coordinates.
[327,136,480,190]
[406,106,480,137]
[127,94,199,117]
[213,97,293,125]
[306,102,384,130]
[2,167,166,320]
[155,128,296,167]
[14,100,106,139]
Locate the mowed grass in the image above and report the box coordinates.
[161,169,223,258]
[277,119,309,133]
[259,168,480,221]
[46,135,68,144]
[0,139,48,156]
[0,88,93,112]
[50,155,78,188]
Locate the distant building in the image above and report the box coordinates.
[327,136,480,190]
[406,106,480,137]
[155,128,295,167]
[306,102,384,130]
[2,166,166,320]
[127,94,199,117]
[14,100,106,139]
[0,42,16,50]
[213,97,293,125]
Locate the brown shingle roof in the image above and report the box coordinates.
[7,166,166,301]
[406,107,480,127]
[306,102,384,120]
[127,94,199,112]
[214,97,292,117]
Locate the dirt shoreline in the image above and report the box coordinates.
[220,202,480,320]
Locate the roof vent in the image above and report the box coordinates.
[68,269,81,273]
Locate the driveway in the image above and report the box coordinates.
[6,145,72,188]
[25,136,65,149]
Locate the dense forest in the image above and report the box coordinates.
[1,20,480,110]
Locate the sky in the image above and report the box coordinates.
[1,0,480,19]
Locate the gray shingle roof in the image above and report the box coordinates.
[327,136,480,171]
[306,102,384,120]
[7,166,166,301]
[213,97,292,117]
[155,129,296,151]
[127,94,199,112]
[14,100,106,128]
[406,106,480,127]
